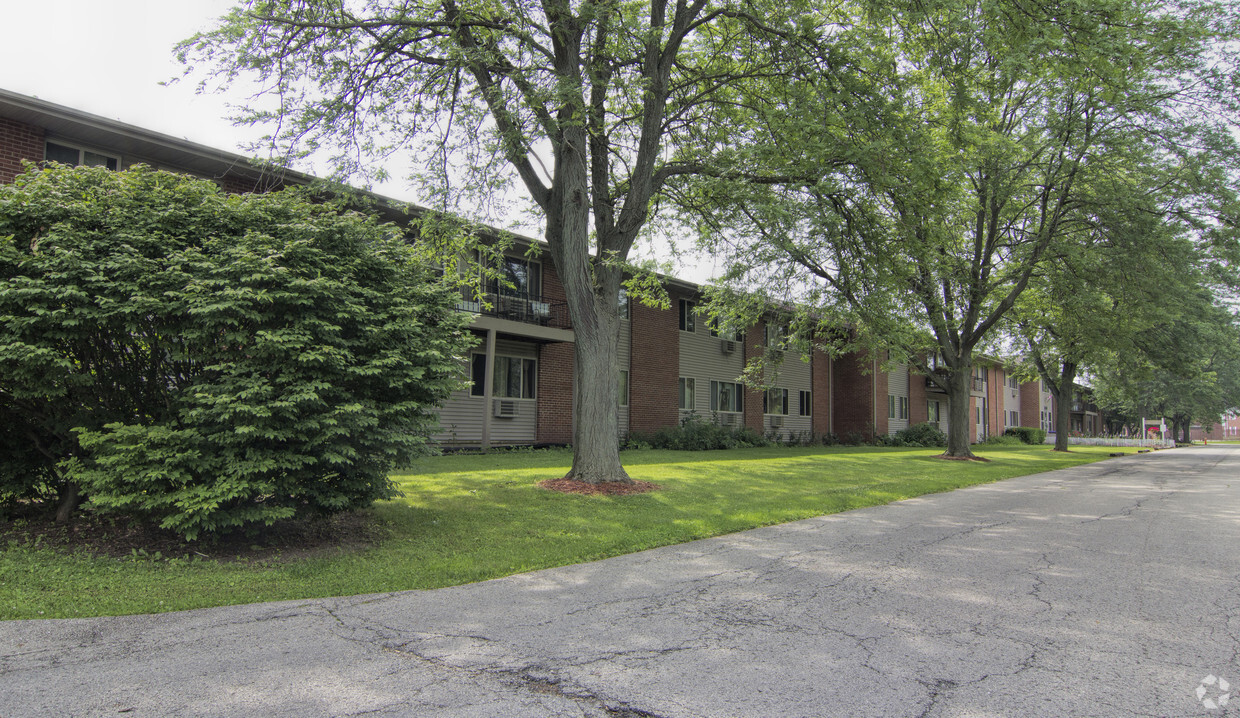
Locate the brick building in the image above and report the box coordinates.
[3,87,1046,448]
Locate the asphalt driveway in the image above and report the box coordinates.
[3,445,1239,717]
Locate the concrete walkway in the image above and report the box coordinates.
[3,446,1239,717]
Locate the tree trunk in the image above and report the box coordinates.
[944,368,975,458]
[546,119,631,484]
[565,299,630,483]
[1052,361,1077,452]
[55,481,80,524]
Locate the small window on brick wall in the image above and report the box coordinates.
[45,141,119,170]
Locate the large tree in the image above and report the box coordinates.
[677,0,1240,457]
[179,0,825,482]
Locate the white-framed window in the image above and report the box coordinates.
[888,395,909,420]
[710,380,743,413]
[1008,376,1019,389]
[618,288,630,320]
[764,388,789,415]
[764,323,787,350]
[1008,410,1019,427]
[899,396,909,420]
[889,394,897,419]
[928,400,942,424]
[45,141,119,170]
[678,299,696,332]
[618,370,629,406]
[470,354,536,398]
[799,390,812,417]
[679,377,696,410]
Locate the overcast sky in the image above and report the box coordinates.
[0,0,718,281]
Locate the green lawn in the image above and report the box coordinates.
[2,444,1121,620]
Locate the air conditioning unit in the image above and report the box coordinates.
[770,416,784,427]
[720,340,736,355]
[719,412,739,427]
[493,399,518,418]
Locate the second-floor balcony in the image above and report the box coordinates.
[455,292,572,331]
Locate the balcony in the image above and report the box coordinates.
[455,292,572,331]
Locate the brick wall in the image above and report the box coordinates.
[743,318,766,433]
[875,353,889,438]
[536,341,574,444]
[812,350,831,436]
[988,367,1004,437]
[833,350,877,440]
[909,364,929,424]
[0,117,44,184]
[1020,381,1042,429]
[628,289,680,434]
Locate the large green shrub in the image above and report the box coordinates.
[0,165,471,537]
[894,422,948,447]
[1004,426,1048,445]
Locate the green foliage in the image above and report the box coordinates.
[628,414,771,451]
[894,423,948,448]
[0,164,471,537]
[1004,427,1047,445]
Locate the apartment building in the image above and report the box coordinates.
[1,88,1041,448]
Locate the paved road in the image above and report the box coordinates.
[3,446,1239,717]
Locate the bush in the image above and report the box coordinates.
[1004,426,1048,445]
[0,165,472,538]
[981,434,1023,446]
[894,422,947,447]
[631,414,771,450]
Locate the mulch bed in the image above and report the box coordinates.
[537,478,661,495]
[1,505,384,563]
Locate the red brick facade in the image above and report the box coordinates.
[832,350,878,440]
[742,318,767,433]
[1020,381,1043,430]
[536,341,574,444]
[0,117,44,184]
[908,366,929,425]
[628,291,680,435]
[812,350,832,436]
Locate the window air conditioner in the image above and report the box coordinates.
[770,415,784,427]
[493,399,518,418]
[719,413,738,427]
[720,340,736,355]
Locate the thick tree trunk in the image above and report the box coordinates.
[565,300,629,483]
[546,119,631,484]
[944,369,975,458]
[55,481,80,525]
[1052,361,1077,452]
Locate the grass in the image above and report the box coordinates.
[1,444,1123,620]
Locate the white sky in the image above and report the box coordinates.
[0,0,718,282]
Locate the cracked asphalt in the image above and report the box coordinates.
[3,445,1239,717]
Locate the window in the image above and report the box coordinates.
[1008,376,1020,389]
[799,390,812,416]
[678,300,696,332]
[679,378,696,410]
[764,323,787,350]
[1008,410,1019,427]
[618,288,630,320]
[888,394,897,419]
[618,370,629,407]
[707,317,739,341]
[45,141,118,170]
[470,354,536,398]
[485,256,542,299]
[710,380,743,412]
[928,400,941,424]
[899,396,909,420]
[764,388,788,415]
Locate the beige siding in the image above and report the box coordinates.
[1003,379,1021,427]
[677,317,745,422]
[764,351,813,441]
[887,363,910,435]
[434,338,539,445]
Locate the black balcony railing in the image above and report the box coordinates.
[455,292,572,330]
